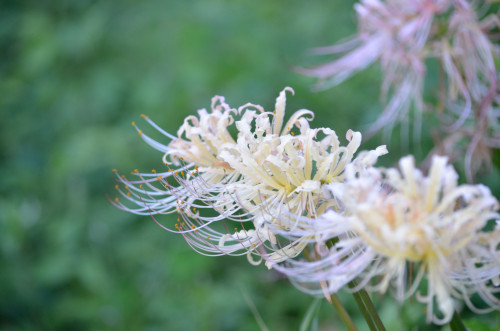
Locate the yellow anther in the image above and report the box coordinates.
[139,184,143,189]
[152,169,156,173]
[126,192,131,197]
[121,175,126,179]
[140,114,149,119]
[115,185,119,189]
[291,132,295,136]
[115,197,119,202]
[125,185,129,190]
[112,169,117,172]
[134,169,139,173]
[131,121,135,126]
[138,130,142,135]
[181,171,184,176]
[234,228,238,231]
[207,236,210,239]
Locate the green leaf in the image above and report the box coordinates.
[300,298,321,331]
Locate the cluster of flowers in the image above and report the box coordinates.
[112,88,500,324]
[301,0,500,181]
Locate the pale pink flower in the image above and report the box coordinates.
[301,0,499,136]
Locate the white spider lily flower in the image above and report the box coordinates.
[111,88,387,266]
[269,155,500,324]
[217,88,387,266]
[300,0,499,136]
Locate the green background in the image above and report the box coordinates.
[1,1,499,330]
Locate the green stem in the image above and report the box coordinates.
[349,286,377,331]
[449,311,467,331]
[357,288,386,331]
[348,281,386,331]
[329,293,359,331]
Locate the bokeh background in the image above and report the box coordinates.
[1,1,499,330]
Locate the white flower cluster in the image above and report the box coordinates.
[112,87,386,263]
[112,87,500,325]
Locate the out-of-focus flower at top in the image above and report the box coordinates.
[299,0,499,136]
[110,88,387,266]
[269,155,500,324]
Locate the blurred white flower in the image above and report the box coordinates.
[269,155,500,324]
[300,0,499,136]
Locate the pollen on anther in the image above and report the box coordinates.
[127,192,131,197]
[291,132,295,136]
[207,236,211,239]
[234,228,238,231]
[131,121,135,126]
[139,184,143,189]
[121,175,126,179]
[138,130,143,135]
[112,169,117,172]
[125,185,129,190]
[134,169,139,173]
[141,114,149,119]
[115,197,119,202]
[115,185,119,189]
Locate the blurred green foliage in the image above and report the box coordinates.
[1,0,499,330]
